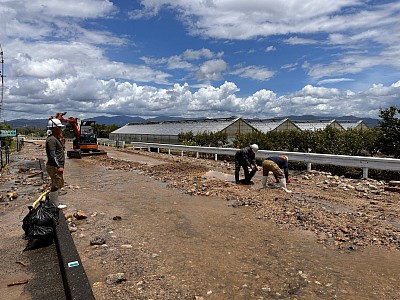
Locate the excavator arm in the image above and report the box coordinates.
[50,112,107,158]
[53,112,81,138]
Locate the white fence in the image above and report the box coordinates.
[130,142,400,179]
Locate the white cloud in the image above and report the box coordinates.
[196,59,227,81]
[12,54,73,78]
[317,78,354,85]
[284,37,318,45]
[265,46,276,52]
[131,0,389,40]
[231,66,275,81]
[182,48,215,60]
[281,63,298,72]
[0,0,120,47]
[25,0,115,18]
[5,76,400,120]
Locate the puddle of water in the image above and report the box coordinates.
[203,170,233,181]
[203,170,260,190]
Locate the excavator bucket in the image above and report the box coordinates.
[67,149,107,159]
[67,150,83,159]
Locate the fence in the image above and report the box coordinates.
[0,146,10,170]
[0,138,24,170]
[130,142,400,179]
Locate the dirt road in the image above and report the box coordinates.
[64,146,400,299]
[1,143,400,299]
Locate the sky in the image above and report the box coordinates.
[0,0,399,121]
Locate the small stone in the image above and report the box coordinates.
[106,273,127,284]
[90,237,106,245]
[73,210,88,220]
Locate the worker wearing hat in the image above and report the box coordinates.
[45,118,65,206]
[234,144,259,184]
[261,155,291,192]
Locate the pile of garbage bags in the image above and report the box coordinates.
[22,196,59,251]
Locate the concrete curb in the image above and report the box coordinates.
[55,212,95,300]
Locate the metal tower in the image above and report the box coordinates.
[0,44,4,122]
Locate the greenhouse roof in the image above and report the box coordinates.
[339,120,366,129]
[247,118,287,132]
[293,120,340,131]
[112,117,241,135]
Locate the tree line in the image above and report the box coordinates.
[179,106,400,159]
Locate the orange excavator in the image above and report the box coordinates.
[51,112,107,159]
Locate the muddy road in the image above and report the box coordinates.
[66,146,400,299]
[1,143,400,299]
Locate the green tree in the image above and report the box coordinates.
[377,105,400,157]
[96,124,119,138]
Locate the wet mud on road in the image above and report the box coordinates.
[61,146,400,299]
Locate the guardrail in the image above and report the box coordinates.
[131,142,400,179]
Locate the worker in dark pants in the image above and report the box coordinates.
[46,118,65,206]
[234,144,259,184]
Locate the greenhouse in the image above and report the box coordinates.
[248,118,301,132]
[339,120,369,130]
[292,119,344,131]
[109,117,257,145]
[109,117,369,145]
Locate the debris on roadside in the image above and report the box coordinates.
[7,191,18,200]
[7,279,29,287]
[384,180,400,193]
[73,210,88,220]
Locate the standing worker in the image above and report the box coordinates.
[234,144,259,184]
[46,118,65,206]
[261,155,291,193]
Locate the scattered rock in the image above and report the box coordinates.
[7,191,18,200]
[90,237,106,246]
[105,273,127,285]
[73,210,88,220]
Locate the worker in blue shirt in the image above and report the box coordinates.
[261,155,291,192]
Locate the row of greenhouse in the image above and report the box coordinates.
[109,117,369,145]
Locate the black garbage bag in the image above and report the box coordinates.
[22,197,59,251]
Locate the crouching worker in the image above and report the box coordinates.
[261,155,291,193]
[234,144,259,185]
[46,118,65,206]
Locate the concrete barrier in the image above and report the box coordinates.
[55,213,95,300]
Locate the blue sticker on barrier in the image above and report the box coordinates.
[68,261,79,267]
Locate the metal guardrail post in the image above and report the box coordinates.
[363,167,368,179]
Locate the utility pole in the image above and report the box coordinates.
[0,44,4,123]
